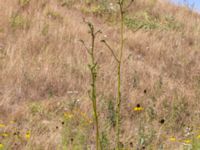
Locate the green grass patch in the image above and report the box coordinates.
[124,12,183,31]
[46,10,63,21]
[10,14,30,30]
[19,0,30,7]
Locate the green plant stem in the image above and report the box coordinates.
[91,33,100,150]
[81,22,101,150]
[83,23,101,150]
[101,1,133,149]
[116,1,124,149]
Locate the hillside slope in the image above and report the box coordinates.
[0,0,200,149]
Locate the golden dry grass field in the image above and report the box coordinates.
[0,0,200,149]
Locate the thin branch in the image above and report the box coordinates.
[95,30,102,36]
[101,40,120,63]
[117,0,123,5]
[81,19,101,150]
[87,22,94,36]
[82,18,95,36]
[79,40,92,55]
[87,90,92,100]
[124,0,134,10]
[123,54,132,63]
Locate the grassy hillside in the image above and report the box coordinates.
[0,0,200,149]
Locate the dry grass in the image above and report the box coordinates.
[0,0,200,149]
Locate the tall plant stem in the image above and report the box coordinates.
[80,22,101,150]
[116,1,124,149]
[91,32,100,150]
[101,1,133,149]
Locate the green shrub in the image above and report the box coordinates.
[10,14,30,30]
[107,99,116,127]
[191,138,200,150]
[29,102,43,115]
[19,0,30,7]
[61,111,90,150]
[58,0,76,7]
[100,132,110,150]
[81,1,116,17]
[46,10,63,21]
[164,15,183,30]
[124,12,183,31]
[124,16,159,30]
[41,24,49,36]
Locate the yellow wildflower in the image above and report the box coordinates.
[80,112,86,118]
[64,112,73,119]
[133,104,143,111]
[0,143,4,149]
[197,135,200,139]
[1,133,9,137]
[0,124,5,128]
[88,119,93,124]
[169,137,176,142]
[10,121,15,124]
[80,112,91,122]
[25,131,31,139]
[183,139,191,144]
[134,107,143,111]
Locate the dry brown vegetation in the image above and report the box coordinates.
[0,0,200,149]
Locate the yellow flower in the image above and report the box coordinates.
[134,107,143,111]
[169,137,176,142]
[0,143,4,149]
[80,112,86,117]
[88,119,93,124]
[183,139,191,144]
[197,135,200,139]
[10,121,15,124]
[64,112,73,119]
[133,104,144,111]
[0,124,5,128]
[25,131,31,139]
[1,133,9,137]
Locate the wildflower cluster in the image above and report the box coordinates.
[63,109,93,125]
[64,112,73,119]
[0,121,31,147]
[168,134,200,146]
